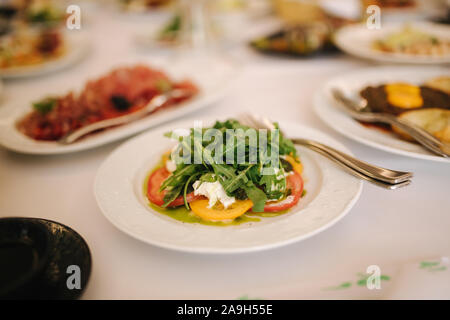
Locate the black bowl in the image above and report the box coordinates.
[0,218,51,299]
[0,217,91,300]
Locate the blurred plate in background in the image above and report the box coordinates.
[334,22,450,64]
[0,30,91,79]
[314,65,450,162]
[0,57,238,154]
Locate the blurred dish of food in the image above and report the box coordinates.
[0,27,64,70]
[17,65,198,141]
[360,79,450,115]
[373,25,450,56]
[251,23,333,56]
[23,0,65,25]
[0,0,84,75]
[0,27,89,78]
[334,22,450,64]
[0,57,237,154]
[393,108,450,143]
[314,66,450,162]
[0,0,66,26]
[360,76,450,143]
[426,76,450,94]
[250,14,353,56]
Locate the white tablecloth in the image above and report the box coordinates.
[0,7,449,299]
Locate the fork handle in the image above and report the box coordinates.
[292,138,413,184]
[299,142,411,189]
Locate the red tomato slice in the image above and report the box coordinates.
[147,167,202,207]
[262,172,304,213]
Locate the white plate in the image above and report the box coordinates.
[334,22,450,64]
[0,59,236,154]
[0,31,91,79]
[314,65,450,163]
[94,118,362,254]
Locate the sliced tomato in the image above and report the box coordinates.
[190,200,253,221]
[262,171,304,212]
[146,167,202,207]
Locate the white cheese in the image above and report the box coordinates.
[192,181,236,209]
[284,170,294,177]
[165,159,177,172]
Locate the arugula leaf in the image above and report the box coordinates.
[162,185,183,208]
[199,173,217,183]
[259,166,287,200]
[160,164,202,191]
[158,118,299,214]
[243,184,267,212]
[183,172,202,210]
[211,163,235,180]
[222,165,252,194]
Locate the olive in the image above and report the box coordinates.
[110,95,131,111]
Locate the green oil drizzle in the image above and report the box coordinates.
[149,203,261,226]
[246,211,288,218]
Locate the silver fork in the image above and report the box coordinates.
[332,88,450,158]
[239,113,413,189]
[58,89,192,144]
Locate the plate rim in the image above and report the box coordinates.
[94,118,363,254]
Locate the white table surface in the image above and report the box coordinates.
[0,7,449,299]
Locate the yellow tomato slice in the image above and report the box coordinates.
[385,83,423,109]
[190,200,253,221]
[285,155,303,175]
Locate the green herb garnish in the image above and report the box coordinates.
[32,97,57,114]
[26,6,63,24]
[158,14,181,42]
